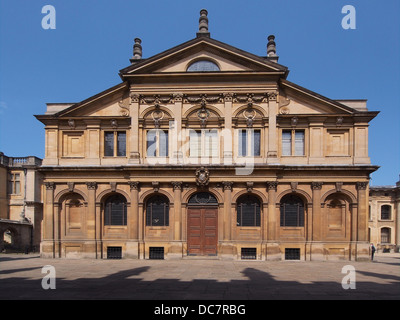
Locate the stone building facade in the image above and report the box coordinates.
[35,10,379,260]
[0,152,43,251]
[369,179,400,252]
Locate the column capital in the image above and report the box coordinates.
[86,182,97,190]
[356,181,368,190]
[222,181,233,191]
[129,181,140,191]
[266,181,278,191]
[45,182,55,190]
[311,182,323,190]
[171,181,183,191]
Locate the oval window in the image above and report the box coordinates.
[187,60,220,72]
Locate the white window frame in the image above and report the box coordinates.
[237,129,261,157]
[189,129,219,158]
[282,129,305,156]
[146,129,169,157]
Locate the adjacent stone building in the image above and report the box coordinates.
[369,178,400,252]
[35,10,379,260]
[0,152,43,252]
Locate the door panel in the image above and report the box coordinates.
[187,207,218,255]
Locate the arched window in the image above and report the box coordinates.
[146,195,169,226]
[236,194,261,226]
[280,194,304,227]
[187,60,220,72]
[381,205,391,220]
[381,227,391,243]
[188,192,218,205]
[104,194,127,226]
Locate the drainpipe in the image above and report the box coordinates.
[20,167,27,222]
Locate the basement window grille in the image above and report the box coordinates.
[149,247,164,260]
[285,248,300,260]
[241,248,257,260]
[107,246,122,259]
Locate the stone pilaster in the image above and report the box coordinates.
[86,182,97,242]
[222,181,233,241]
[172,94,183,163]
[267,91,278,163]
[311,182,323,241]
[127,181,139,258]
[310,182,323,261]
[170,181,183,259]
[42,182,55,258]
[223,93,233,164]
[266,181,280,260]
[172,181,183,240]
[129,93,140,163]
[355,181,370,260]
[128,182,140,239]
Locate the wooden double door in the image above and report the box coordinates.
[187,206,218,256]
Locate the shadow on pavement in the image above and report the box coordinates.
[0,256,399,300]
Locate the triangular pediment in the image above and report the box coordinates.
[119,37,288,77]
[41,82,130,118]
[279,79,358,115]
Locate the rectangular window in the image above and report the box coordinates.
[285,248,300,260]
[104,131,126,157]
[146,130,169,157]
[204,129,218,157]
[189,129,218,157]
[117,132,126,156]
[381,228,390,243]
[147,130,157,157]
[149,247,165,260]
[238,130,247,157]
[104,132,114,157]
[294,131,305,156]
[159,130,168,157]
[381,206,391,220]
[251,130,261,156]
[282,130,292,156]
[238,129,261,157]
[241,248,257,260]
[8,173,21,195]
[107,247,122,259]
[282,130,305,156]
[189,130,201,157]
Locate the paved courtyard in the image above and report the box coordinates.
[0,253,399,300]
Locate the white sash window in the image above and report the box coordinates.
[189,129,219,158]
[282,130,305,156]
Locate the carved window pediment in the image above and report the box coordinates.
[142,107,172,128]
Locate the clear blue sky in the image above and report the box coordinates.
[0,0,399,186]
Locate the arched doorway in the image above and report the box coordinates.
[187,192,218,256]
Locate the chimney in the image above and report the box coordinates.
[197,9,210,38]
[266,35,279,63]
[131,38,142,63]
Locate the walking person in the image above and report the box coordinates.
[370,243,376,261]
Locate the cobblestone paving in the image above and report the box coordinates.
[0,253,399,300]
